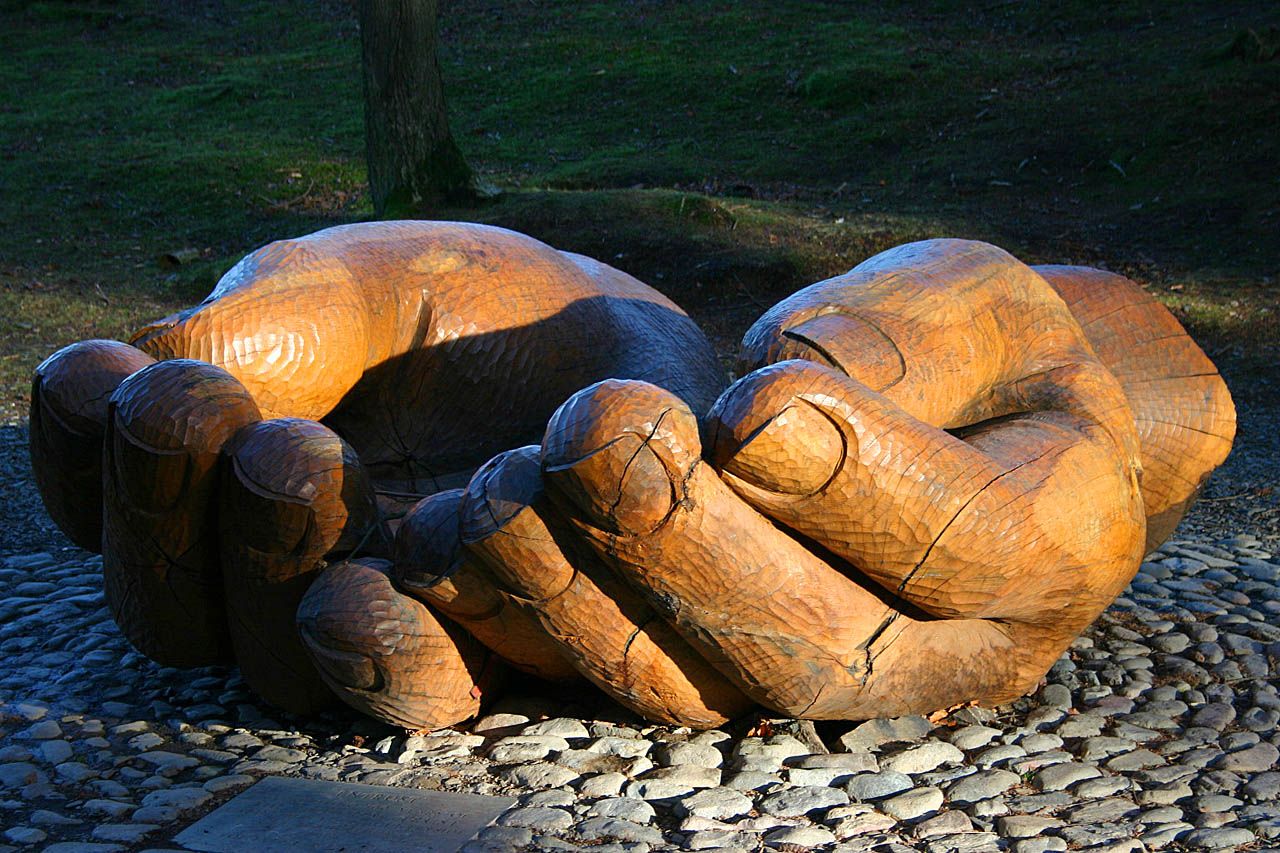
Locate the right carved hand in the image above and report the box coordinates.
[393,240,1233,727]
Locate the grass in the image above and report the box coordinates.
[1,0,1277,418]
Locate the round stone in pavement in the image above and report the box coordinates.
[950,726,1002,751]
[496,761,579,789]
[845,770,914,801]
[880,786,944,820]
[92,823,160,844]
[1038,684,1073,709]
[882,741,965,775]
[586,737,651,760]
[759,784,849,817]
[497,806,574,831]
[786,751,878,772]
[578,772,627,798]
[139,787,212,814]
[654,741,723,768]
[4,827,47,845]
[1032,761,1101,791]
[997,815,1063,838]
[1212,742,1279,773]
[1245,771,1280,801]
[837,716,932,752]
[521,718,590,739]
[826,807,897,840]
[487,735,568,763]
[39,739,74,763]
[674,787,753,819]
[203,774,255,794]
[763,824,837,847]
[587,797,656,823]
[82,799,135,819]
[472,824,534,847]
[573,816,663,845]
[16,719,62,740]
[1181,827,1259,848]
[946,769,1020,804]
[914,809,973,839]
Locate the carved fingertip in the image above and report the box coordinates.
[713,402,844,495]
[458,446,543,544]
[542,380,701,472]
[110,359,261,452]
[34,340,156,429]
[540,380,700,535]
[30,341,156,552]
[297,627,381,692]
[296,558,490,731]
[394,489,467,591]
[777,312,906,391]
[708,363,847,496]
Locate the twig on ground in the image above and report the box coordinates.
[259,179,317,211]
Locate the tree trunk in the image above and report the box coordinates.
[358,0,474,215]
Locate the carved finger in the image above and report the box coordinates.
[393,488,580,683]
[102,359,261,666]
[29,340,155,551]
[460,444,752,728]
[296,558,499,730]
[130,240,372,421]
[542,379,1037,719]
[707,359,1145,623]
[738,240,1134,442]
[130,222,722,488]
[219,418,386,714]
[1037,265,1236,548]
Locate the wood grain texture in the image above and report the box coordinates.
[29,340,156,552]
[543,368,1141,718]
[1035,265,1236,549]
[462,445,753,727]
[541,379,1031,718]
[219,418,386,714]
[102,359,261,666]
[28,227,1236,731]
[535,241,1151,720]
[726,241,1144,610]
[296,558,499,730]
[739,241,1139,459]
[129,220,726,493]
[393,487,580,683]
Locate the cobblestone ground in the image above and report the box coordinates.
[2,529,1278,853]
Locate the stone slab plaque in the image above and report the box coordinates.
[174,776,515,853]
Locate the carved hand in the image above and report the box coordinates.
[29,230,1234,730]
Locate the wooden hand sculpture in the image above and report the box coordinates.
[30,228,1235,730]
[30,221,725,720]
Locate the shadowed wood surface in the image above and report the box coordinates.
[219,418,386,714]
[29,340,155,552]
[296,558,500,730]
[393,487,581,683]
[102,360,262,667]
[28,229,1235,731]
[129,220,726,492]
